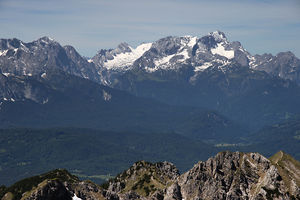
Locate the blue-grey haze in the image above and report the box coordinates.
[0,0,299,57]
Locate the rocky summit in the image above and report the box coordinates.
[1,151,299,200]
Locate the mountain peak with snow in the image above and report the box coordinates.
[115,42,132,54]
[91,31,247,76]
[92,42,153,71]
[35,36,57,45]
[209,30,228,43]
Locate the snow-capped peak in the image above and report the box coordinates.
[146,36,198,72]
[36,36,57,45]
[39,36,55,42]
[209,31,227,43]
[103,42,152,70]
[181,35,198,48]
[207,31,234,59]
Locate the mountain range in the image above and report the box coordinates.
[1,31,300,187]
[1,31,300,130]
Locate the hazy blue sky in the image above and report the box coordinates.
[0,0,300,57]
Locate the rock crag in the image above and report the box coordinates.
[1,151,299,200]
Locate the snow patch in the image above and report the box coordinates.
[154,47,190,69]
[181,35,197,48]
[194,62,213,72]
[0,50,8,56]
[248,56,257,68]
[2,97,16,103]
[154,54,174,66]
[2,73,10,77]
[104,43,152,70]
[102,90,112,101]
[72,194,82,200]
[20,42,28,51]
[144,67,156,73]
[187,36,197,48]
[43,98,49,104]
[211,43,234,59]
[178,49,189,61]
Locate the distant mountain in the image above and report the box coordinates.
[91,31,300,129]
[1,32,300,130]
[1,151,299,200]
[2,32,298,88]
[0,37,99,82]
[90,31,300,86]
[251,51,300,85]
[0,69,245,143]
[244,118,300,159]
[114,60,300,129]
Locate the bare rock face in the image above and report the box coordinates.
[163,183,182,200]
[73,180,106,200]
[21,180,72,200]
[176,151,295,200]
[104,151,299,200]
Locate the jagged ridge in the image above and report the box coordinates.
[1,151,299,200]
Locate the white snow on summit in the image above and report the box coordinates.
[182,35,197,48]
[211,43,234,59]
[104,43,152,70]
[210,31,227,42]
[152,36,196,72]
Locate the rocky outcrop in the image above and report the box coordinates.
[104,151,300,200]
[0,169,106,200]
[1,151,299,200]
[176,151,297,200]
[21,180,72,200]
[102,161,179,199]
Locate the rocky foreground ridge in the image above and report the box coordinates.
[1,151,299,200]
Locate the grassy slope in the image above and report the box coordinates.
[270,151,300,193]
